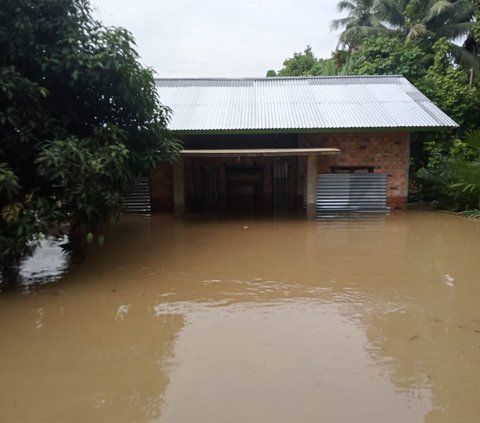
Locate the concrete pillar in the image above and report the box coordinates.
[306,154,317,219]
[173,156,185,218]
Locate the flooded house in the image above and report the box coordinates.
[128,76,457,217]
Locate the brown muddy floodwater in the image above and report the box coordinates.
[1,212,480,423]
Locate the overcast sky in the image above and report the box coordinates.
[91,0,342,78]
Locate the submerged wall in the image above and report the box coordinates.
[150,132,411,213]
[150,162,173,213]
[299,132,410,210]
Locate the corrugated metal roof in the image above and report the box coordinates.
[155,76,458,132]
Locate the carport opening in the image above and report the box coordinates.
[173,148,340,218]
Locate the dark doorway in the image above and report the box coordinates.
[226,167,264,216]
[272,162,289,217]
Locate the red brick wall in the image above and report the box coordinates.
[150,162,173,212]
[299,132,410,210]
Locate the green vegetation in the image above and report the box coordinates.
[333,0,479,69]
[419,38,480,130]
[270,0,480,215]
[0,0,180,286]
[417,131,480,210]
[277,46,340,76]
[347,36,430,82]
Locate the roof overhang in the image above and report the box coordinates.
[156,76,459,132]
[173,126,456,136]
[181,148,340,157]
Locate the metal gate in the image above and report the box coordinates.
[317,173,388,212]
[273,162,289,217]
[123,177,151,213]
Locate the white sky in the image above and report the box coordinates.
[91,0,342,77]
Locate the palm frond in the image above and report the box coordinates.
[463,131,480,150]
[375,0,406,26]
[451,182,479,192]
[449,42,480,70]
[338,25,395,47]
[437,21,475,39]
[331,16,354,30]
[459,209,480,218]
[463,209,480,217]
[407,23,428,39]
[364,14,391,28]
[336,0,356,12]
[448,0,476,22]
[425,1,454,22]
[322,60,338,76]
[463,32,477,53]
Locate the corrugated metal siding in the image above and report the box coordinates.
[156,76,458,131]
[317,174,388,212]
[123,177,151,213]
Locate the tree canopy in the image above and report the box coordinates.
[347,36,431,81]
[0,0,180,285]
[333,0,479,70]
[276,46,339,76]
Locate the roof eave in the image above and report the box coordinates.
[170,126,458,136]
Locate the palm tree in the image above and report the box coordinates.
[378,0,477,68]
[333,0,478,68]
[463,1,480,60]
[331,0,392,48]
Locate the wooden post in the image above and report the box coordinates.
[173,156,185,218]
[306,154,317,219]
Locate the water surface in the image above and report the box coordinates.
[1,212,480,422]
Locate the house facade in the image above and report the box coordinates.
[146,76,457,217]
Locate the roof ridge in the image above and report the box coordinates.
[155,75,405,82]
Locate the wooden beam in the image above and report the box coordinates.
[306,154,317,219]
[180,148,340,158]
[173,157,185,218]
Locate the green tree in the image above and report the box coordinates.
[417,131,480,210]
[418,38,480,130]
[333,0,478,69]
[0,0,180,287]
[347,35,432,82]
[278,46,318,76]
[331,0,391,49]
[476,0,480,41]
[464,0,480,57]
[276,46,340,76]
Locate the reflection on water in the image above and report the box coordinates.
[19,236,70,286]
[153,300,433,423]
[1,212,480,422]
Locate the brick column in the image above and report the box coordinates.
[306,154,317,219]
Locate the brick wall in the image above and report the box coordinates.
[150,162,173,212]
[299,132,410,210]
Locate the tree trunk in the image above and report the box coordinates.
[68,222,87,263]
[1,263,20,290]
